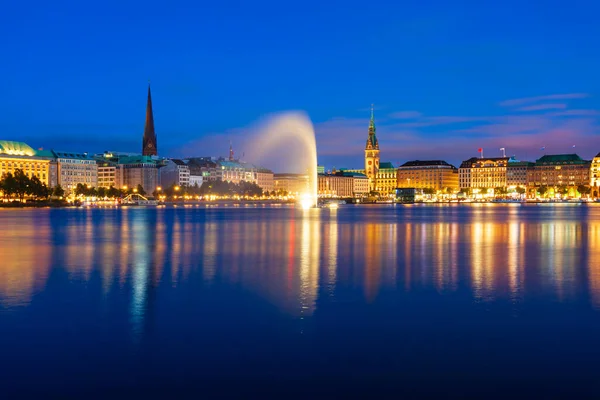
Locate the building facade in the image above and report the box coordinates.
[318,174,354,197]
[0,141,56,187]
[459,157,509,192]
[527,154,590,196]
[590,153,600,197]
[374,162,397,197]
[364,105,380,192]
[256,169,274,192]
[161,159,190,188]
[273,173,309,195]
[506,161,534,188]
[54,151,98,192]
[96,160,117,188]
[339,172,369,196]
[396,160,459,192]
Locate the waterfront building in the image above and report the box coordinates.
[590,153,600,197]
[318,173,354,197]
[186,158,219,182]
[374,162,397,196]
[0,140,57,187]
[364,105,380,191]
[317,165,325,174]
[507,161,534,189]
[256,168,274,192]
[189,174,204,188]
[527,154,590,197]
[53,151,98,192]
[459,157,509,193]
[96,159,118,188]
[273,173,309,195]
[142,85,158,157]
[117,155,161,193]
[339,171,369,196]
[161,159,190,188]
[396,160,459,193]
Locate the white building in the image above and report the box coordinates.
[53,151,98,192]
[161,159,190,188]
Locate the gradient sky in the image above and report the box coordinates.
[2,0,600,171]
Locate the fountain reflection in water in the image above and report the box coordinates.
[247,112,318,207]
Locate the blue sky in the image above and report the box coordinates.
[2,0,600,170]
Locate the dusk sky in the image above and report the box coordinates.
[2,0,600,170]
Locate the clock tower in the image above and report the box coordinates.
[364,104,379,192]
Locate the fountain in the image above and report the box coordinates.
[247,112,318,208]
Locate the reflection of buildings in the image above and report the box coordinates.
[0,219,51,308]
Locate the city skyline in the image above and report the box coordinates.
[2,1,600,170]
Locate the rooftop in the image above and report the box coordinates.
[52,150,94,160]
[0,140,36,156]
[460,157,510,169]
[400,160,456,168]
[379,161,395,169]
[536,153,588,164]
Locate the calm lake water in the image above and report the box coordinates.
[1,204,600,397]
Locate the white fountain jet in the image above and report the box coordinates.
[247,112,318,208]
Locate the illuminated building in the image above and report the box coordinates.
[590,153,600,197]
[317,173,354,197]
[96,160,117,188]
[397,160,459,192]
[507,161,534,188]
[459,156,509,191]
[161,159,190,188]
[364,104,380,191]
[527,154,590,196]
[340,171,369,196]
[117,155,161,193]
[374,162,397,196]
[0,140,57,187]
[53,151,98,191]
[256,168,274,192]
[273,173,309,195]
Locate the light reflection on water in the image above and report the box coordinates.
[1,205,600,317]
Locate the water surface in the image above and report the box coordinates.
[1,204,600,396]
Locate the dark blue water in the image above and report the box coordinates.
[1,204,600,397]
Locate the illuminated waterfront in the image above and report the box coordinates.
[1,204,600,396]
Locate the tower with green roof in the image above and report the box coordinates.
[364,104,380,191]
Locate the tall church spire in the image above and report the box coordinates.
[366,103,378,150]
[142,83,158,156]
[229,141,234,161]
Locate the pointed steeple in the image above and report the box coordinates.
[142,83,158,156]
[366,104,379,150]
[229,141,234,161]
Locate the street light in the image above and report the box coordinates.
[174,186,180,191]
[156,186,162,192]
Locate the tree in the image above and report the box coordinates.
[577,184,591,197]
[53,185,65,198]
[13,169,30,201]
[136,184,146,196]
[97,187,107,198]
[423,187,436,195]
[538,186,548,197]
[107,186,120,198]
[556,185,569,197]
[516,187,526,195]
[494,187,507,196]
[0,172,17,198]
